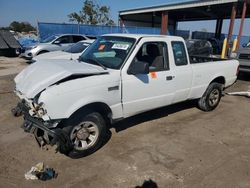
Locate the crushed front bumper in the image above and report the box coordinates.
[12,101,72,154]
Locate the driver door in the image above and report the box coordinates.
[121,38,176,118]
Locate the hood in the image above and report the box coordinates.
[33,51,74,61]
[15,59,108,98]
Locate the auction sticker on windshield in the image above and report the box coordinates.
[112,43,130,50]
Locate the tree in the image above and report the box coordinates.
[68,0,115,26]
[9,21,35,32]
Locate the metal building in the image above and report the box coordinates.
[119,0,249,52]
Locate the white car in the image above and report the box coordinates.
[32,40,94,62]
[21,34,90,59]
[13,34,239,158]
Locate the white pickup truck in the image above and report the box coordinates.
[12,34,239,158]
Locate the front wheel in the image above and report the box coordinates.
[62,111,107,158]
[198,82,223,111]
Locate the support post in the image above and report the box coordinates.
[161,11,168,35]
[173,21,178,35]
[119,18,124,33]
[226,3,237,57]
[237,0,247,50]
[152,12,155,28]
[215,19,223,39]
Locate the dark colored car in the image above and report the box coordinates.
[208,38,223,54]
[186,39,213,56]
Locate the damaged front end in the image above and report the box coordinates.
[12,100,73,154]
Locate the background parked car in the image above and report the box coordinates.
[237,43,250,73]
[21,34,90,59]
[33,39,94,62]
[186,39,213,56]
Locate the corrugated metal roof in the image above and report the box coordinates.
[119,0,238,15]
[0,35,9,49]
[0,30,21,49]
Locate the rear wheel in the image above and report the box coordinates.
[198,82,223,111]
[62,110,107,158]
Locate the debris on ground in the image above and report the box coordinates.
[24,162,57,181]
[226,91,250,98]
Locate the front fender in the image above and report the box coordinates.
[39,83,122,121]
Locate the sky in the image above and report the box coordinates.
[0,0,250,36]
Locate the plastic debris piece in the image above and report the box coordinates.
[24,162,57,181]
[227,91,250,98]
[36,168,57,181]
[25,167,39,180]
[35,162,44,172]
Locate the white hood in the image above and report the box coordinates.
[15,59,108,98]
[33,51,81,61]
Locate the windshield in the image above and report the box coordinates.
[64,42,90,53]
[79,36,135,69]
[40,35,58,43]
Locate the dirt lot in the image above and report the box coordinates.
[0,57,250,188]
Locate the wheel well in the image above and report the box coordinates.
[210,76,225,85]
[71,102,112,125]
[37,50,49,55]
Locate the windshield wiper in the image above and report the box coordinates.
[82,58,107,70]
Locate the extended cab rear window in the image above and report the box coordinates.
[171,41,188,66]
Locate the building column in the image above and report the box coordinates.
[226,3,237,56]
[152,12,155,27]
[119,18,125,33]
[215,19,223,39]
[237,0,247,50]
[173,21,178,35]
[161,11,168,35]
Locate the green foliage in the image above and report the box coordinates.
[68,0,115,26]
[9,21,35,32]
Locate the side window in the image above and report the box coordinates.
[171,41,188,66]
[133,42,169,72]
[56,36,72,44]
[73,35,85,43]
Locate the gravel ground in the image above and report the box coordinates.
[0,57,250,188]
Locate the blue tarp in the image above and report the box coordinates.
[18,36,39,47]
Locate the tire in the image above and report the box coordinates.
[198,82,223,111]
[62,110,107,158]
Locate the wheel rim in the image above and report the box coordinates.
[208,89,220,107]
[70,121,99,151]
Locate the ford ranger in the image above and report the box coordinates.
[12,34,239,158]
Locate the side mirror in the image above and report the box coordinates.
[128,61,149,75]
[242,43,247,48]
[53,40,61,45]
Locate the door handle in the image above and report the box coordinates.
[166,76,175,81]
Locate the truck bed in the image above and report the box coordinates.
[190,55,228,64]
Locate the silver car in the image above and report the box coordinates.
[21,34,89,59]
[32,39,94,62]
[237,43,250,73]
